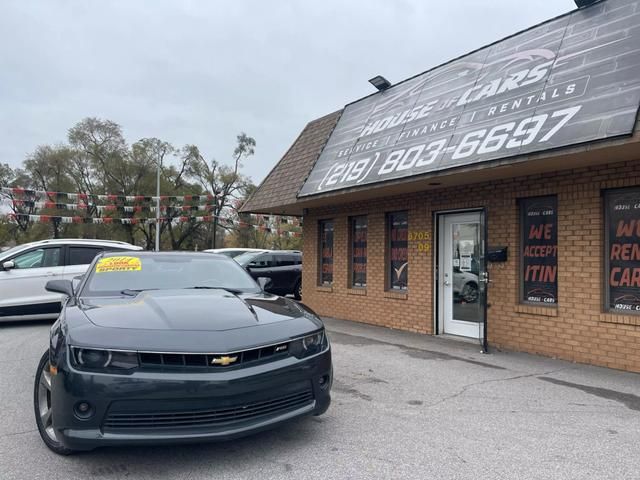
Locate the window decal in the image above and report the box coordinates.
[520,196,557,305]
[605,188,640,313]
[96,256,142,273]
[351,216,367,287]
[388,212,408,290]
[319,221,334,285]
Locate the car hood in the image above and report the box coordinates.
[65,290,322,352]
[79,289,302,331]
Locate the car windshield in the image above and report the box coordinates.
[81,254,261,296]
[234,251,264,266]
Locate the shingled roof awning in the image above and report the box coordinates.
[240,110,341,216]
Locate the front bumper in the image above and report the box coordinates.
[51,348,332,451]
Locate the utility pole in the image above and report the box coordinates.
[155,159,161,252]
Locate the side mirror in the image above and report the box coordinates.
[45,279,74,297]
[2,260,15,271]
[72,275,84,291]
[257,277,270,291]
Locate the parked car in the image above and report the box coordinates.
[453,270,479,303]
[0,238,142,322]
[203,247,267,258]
[34,251,331,454]
[234,250,302,300]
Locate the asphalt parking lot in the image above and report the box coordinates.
[1,317,640,480]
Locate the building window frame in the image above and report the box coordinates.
[386,211,409,291]
[518,195,558,306]
[318,219,334,286]
[604,187,640,315]
[349,215,368,288]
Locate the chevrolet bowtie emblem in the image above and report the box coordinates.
[211,355,238,366]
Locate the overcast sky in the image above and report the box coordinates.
[0,0,574,187]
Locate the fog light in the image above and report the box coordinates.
[319,374,330,389]
[74,401,94,419]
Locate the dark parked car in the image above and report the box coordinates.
[235,250,302,300]
[34,251,332,454]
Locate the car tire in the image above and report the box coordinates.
[461,282,479,303]
[34,350,75,455]
[294,280,302,300]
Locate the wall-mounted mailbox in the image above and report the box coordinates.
[487,246,508,262]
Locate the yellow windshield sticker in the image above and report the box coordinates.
[96,256,142,273]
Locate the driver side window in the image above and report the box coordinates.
[12,247,62,269]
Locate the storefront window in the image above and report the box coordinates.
[319,220,334,285]
[520,196,557,305]
[604,188,640,314]
[350,216,367,287]
[387,211,408,290]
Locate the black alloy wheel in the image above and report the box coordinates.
[461,283,479,303]
[34,351,74,455]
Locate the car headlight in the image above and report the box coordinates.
[290,330,327,359]
[71,347,139,371]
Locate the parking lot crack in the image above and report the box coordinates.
[425,367,569,407]
[0,428,37,438]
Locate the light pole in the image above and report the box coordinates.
[155,159,161,252]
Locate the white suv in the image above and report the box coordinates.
[0,239,142,321]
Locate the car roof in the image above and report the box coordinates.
[1,238,141,253]
[32,238,137,246]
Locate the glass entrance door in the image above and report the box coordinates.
[438,212,487,339]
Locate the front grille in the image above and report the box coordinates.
[138,342,290,370]
[102,390,314,431]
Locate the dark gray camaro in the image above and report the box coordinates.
[34,251,332,454]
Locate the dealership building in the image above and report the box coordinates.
[242,0,640,373]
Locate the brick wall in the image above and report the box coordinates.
[302,159,640,373]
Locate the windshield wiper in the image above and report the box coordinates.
[185,286,246,295]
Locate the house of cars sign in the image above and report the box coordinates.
[298,0,640,197]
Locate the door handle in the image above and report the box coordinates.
[479,272,492,283]
[444,280,451,286]
[46,272,55,277]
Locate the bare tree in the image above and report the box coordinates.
[0,165,36,237]
[24,145,76,238]
[184,133,256,249]
[1,118,257,250]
